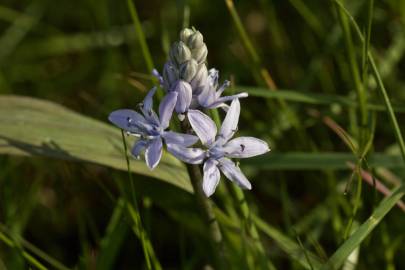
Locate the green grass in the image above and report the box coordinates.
[0,0,404,269]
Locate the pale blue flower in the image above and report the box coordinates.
[109,87,198,169]
[197,68,248,110]
[154,67,248,116]
[167,99,270,196]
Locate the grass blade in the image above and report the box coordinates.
[320,185,405,270]
[333,0,405,164]
[243,152,404,170]
[252,215,324,270]
[96,198,129,270]
[241,87,405,112]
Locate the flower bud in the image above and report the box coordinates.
[180,28,194,43]
[169,41,191,66]
[162,61,178,91]
[191,43,208,63]
[190,64,208,95]
[187,31,204,49]
[179,59,198,82]
[173,80,192,113]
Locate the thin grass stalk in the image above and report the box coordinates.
[126,0,162,99]
[121,131,162,270]
[224,0,308,148]
[231,184,276,270]
[333,0,405,164]
[335,2,369,240]
[0,229,66,270]
[335,3,368,148]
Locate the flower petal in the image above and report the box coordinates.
[218,98,240,144]
[145,138,163,170]
[223,137,270,158]
[159,91,178,129]
[187,109,217,146]
[218,158,251,190]
[162,131,199,147]
[131,140,148,158]
[197,68,218,107]
[166,144,205,164]
[142,87,157,112]
[207,92,248,109]
[108,109,146,132]
[203,159,220,197]
[173,80,192,113]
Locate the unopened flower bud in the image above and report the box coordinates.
[180,28,194,43]
[192,43,208,63]
[173,80,192,113]
[187,31,204,49]
[190,64,208,95]
[162,61,178,90]
[170,41,191,66]
[179,59,198,82]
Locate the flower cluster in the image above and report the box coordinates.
[109,28,269,197]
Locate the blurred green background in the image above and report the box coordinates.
[0,0,404,269]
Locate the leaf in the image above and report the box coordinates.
[240,86,405,112]
[0,95,192,192]
[243,152,404,170]
[320,185,405,270]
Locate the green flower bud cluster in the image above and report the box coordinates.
[163,28,208,94]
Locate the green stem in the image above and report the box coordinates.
[231,185,276,270]
[180,122,225,269]
[210,109,272,269]
[121,131,162,270]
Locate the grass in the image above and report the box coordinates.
[0,0,404,269]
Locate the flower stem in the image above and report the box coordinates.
[180,122,225,268]
[210,109,273,268]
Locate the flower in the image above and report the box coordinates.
[167,99,270,196]
[197,68,248,110]
[153,28,248,116]
[108,87,199,169]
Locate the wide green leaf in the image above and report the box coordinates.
[0,95,192,192]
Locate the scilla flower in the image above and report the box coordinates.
[109,87,198,169]
[167,99,270,197]
[153,28,248,116]
[197,68,248,110]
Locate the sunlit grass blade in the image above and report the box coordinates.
[241,87,405,112]
[126,0,162,98]
[0,95,191,192]
[243,152,404,170]
[320,185,405,270]
[126,0,154,74]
